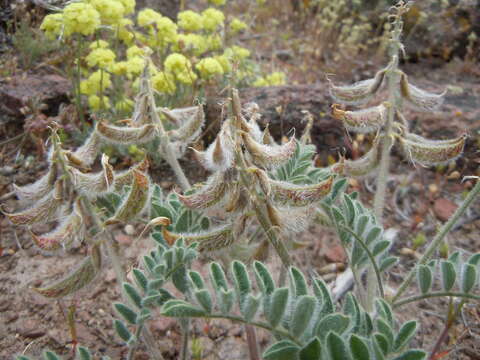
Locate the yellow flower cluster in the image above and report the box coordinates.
[225,46,251,61]
[88,95,110,110]
[152,72,176,94]
[80,70,112,95]
[196,57,224,79]
[230,18,247,34]
[177,10,203,32]
[115,98,134,112]
[86,48,116,68]
[90,0,125,25]
[176,34,208,56]
[111,56,144,78]
[40,13,63,40]
[202,8,225,31]
[63,3,101,36]
[164,53,197,84]
[253,72,286,87]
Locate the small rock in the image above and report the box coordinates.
[17,319,45,338]
[324,244,346,263]
[115,233,133,246]
[124,224,135,236]
[105,269,116,283]
[434,198,458,222]
[150,317,177,333]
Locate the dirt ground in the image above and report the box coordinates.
[1,56,480,359]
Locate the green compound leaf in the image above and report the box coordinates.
[440,260,457,292]
[189,270,206,289]
[349,334,370,360]
[417,265,433,294]
[374,333,389,356]
[254,261,275,295]
[375,298,394,327]
[162,299,207,317]
[241,294,261,322]
[114,319,132,343]
[232,261,251,306]
[327,332,351,360]
[267,287,289,328]
[468,253,480,266]
[461,263,477,293]
[43,351,61,360]
[194,289,213,313]
[114,303,138,325]
[299,337,322,360]
[290,296,316,338]
[391,350,427,360]
[290,267,308,296]
[380,256,398,272]
[376,318,394,351]
[132,268,148,292]
[76,346,92,360]
[317,313,350,340]
[313,278,334,316]
[219,289,235,314]
[210,262,228,292]
[123,282,142,309]
[263,340,301,360]
[394,320,418,352]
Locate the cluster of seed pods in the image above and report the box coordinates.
[329,57,465,177]
[162,93,335,253]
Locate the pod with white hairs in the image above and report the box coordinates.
[270,176,334,207]
[332,103,388,133]
[242,131,297,169]
[96,122,156,145]
[400,74,446,112]
[329,69,386,105]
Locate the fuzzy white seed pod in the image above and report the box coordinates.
[328,69,386,105]
[400,74,446,112]
[13,164,58,204]
[162,224,234,252]
[96,122,157,145]
[70,154,114,196]
[241,131,297,169]
[176,171,228,210]
[72,132,102,167]
[166,105,205,145]
[400,133,466,166]
[332,103,388,133]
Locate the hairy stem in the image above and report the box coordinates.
[245,325,261,360]
[231,89,292,269]
[392,179,480,303]
[180,319,190,360]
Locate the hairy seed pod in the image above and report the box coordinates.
[164,224,234,252]
[114,157,150,191]
[332,103,387,133]
[71,154,114,196]
[276,205,314,234]
[96,122,156,144]
[105,170,150,225]
[333,136,382,177]
[30,207,83,252]
[329,69,386,105]
[270,176,334,206]
[250,168,271,196]
[73,132,101,166]
[64,151,91,172]
[3,187,63,225]
[192,123,235,172]
[32,244,101,298]
[177,171,228,210]
[167,105,205,144]
[242,131,296,169]
[13,163,58,203]
[400,73,446,111]
[400,133,466,166]
[262,125,276,145]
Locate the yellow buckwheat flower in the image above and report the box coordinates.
[80,70,112,95]
[86,48,116,68]
[126,56,145,76]
[265,71,286,85]
[117,18,134,44]
[152,71,176,95]
[225,46,250,61]
[176,34,208,56]
[202,8,224,31]
[214,55,231,72]
[127,45,145,59]
[208,0,226,5]
[164,53,196,84]
[230,18,247,34]
[177,10,203,32]
[63,3,100,37]
[137,8,162,27]
[154,16,177,45]
[115,98,134,112]
[118,0,135,14]
[196,57,224,79]
[88,95,111,110]
[89,40,109,49]
[40,13,63,40]
[90,0,125,25]
[205,34,222,51]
